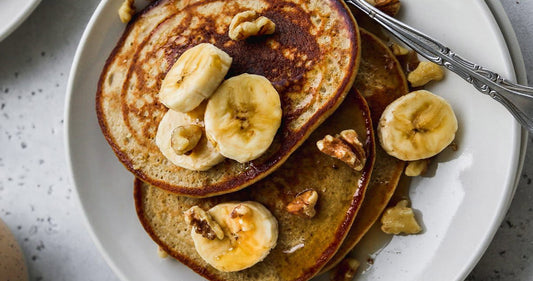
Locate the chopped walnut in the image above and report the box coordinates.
[229,11,276,41]
[230,204,252,218]
[381,200,422,235]
[339,130,365,157]
[330,257,360,281]
[171,124,203,155]
[118,0,135,23]
[317,129,366,171]
[390,43,409,56]
[286,189,319,218]
[405,159,430,177]
[157,246,169,259]
[449,141,459,151]
[228,204,254,232]
[184,206,225,240]
[407,61,445,87]
[374,0,401,17]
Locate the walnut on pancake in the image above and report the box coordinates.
[286,189,319,218]
[228,11,276,40]
[316,130,367,171]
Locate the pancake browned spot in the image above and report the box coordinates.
[97,0,361,197]
[135,88,374,281]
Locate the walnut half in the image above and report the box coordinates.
[229,11,276,41]
[286,189,319,218]
[184,206,225,240]
[316,129,366,171]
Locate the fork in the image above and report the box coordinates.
[345,0,533,133]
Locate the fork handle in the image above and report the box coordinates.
[346,0,533,132]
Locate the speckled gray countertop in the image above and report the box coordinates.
[0,1,532,280]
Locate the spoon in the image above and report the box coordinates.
[346,0,533,132]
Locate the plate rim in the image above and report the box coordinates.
[63,0,528,280]
[0,0,41,42]
[452,0,528,279]
[64,1,131,280]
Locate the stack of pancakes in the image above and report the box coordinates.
[96,0,409,280]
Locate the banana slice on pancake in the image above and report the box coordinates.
[186,202,278,272]
[204,74,282,163]
[155,108,224,171]
[159,43,232,112]
[378,90,458,161]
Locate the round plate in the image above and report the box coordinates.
[65,0,524,280]
[0,0,41,42]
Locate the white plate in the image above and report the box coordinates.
[0,0,41,42]
[65,0,525,280]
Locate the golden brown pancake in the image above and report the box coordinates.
[97,0,361,197]
[135,88,374,281]
[321,28,408,273]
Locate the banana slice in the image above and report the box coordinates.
[155,107,224,171]
[159,43,232,112]
[378,90,458,161]
[204,73,282,163]
[188,202,278,272]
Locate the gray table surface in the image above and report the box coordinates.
[0,1,532,280]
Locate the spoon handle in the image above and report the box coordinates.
[346,0,533,132]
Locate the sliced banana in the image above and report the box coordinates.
[189,202,278,272]
[378,90,458,161]
[155,108,224,171]
[159,43,232,112]
[204,73,282,163]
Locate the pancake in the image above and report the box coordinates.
[135,88,375,281]
[321,28,408,272]
[97,0,361,197]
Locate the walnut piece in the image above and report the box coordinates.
[330,257,360,281]
[405,159,430,177]
[118,0,135,23]
[390,43,409,56]
[407,61,445,87]
[286,189,318,218]
[184,206,225,240]
[229,11,276,41]
[228,204,254,232]
[374,0,401,17]
[449,141,459,151]
[316,129,366,171]
[157,246,169,259]
[381,200,422,235]
[171,124,203,155]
